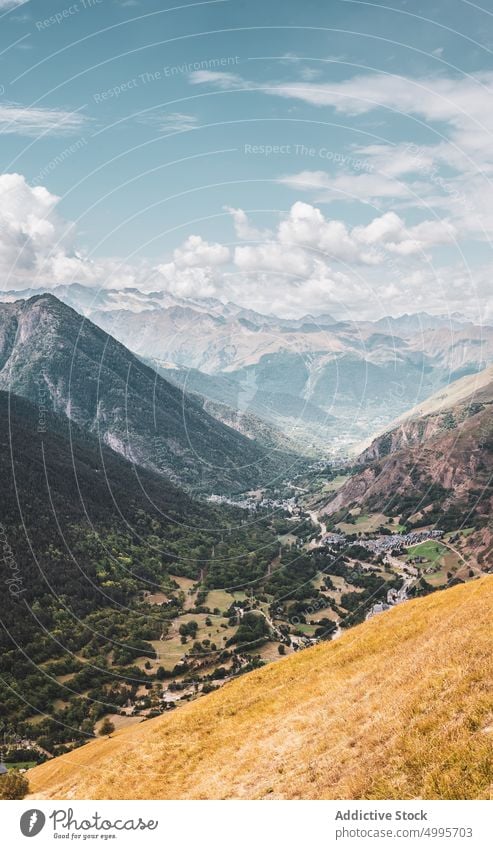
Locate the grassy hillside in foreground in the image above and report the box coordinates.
[28,577,493,800]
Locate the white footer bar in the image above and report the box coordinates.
[2,800,491,848]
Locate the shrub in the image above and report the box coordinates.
[0,770,29,800]
[99,717,115,736]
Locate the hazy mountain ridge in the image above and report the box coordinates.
[0,284,337,329]
[380,365,493,430]
[200,398,302,454]
[143,358,304,453]
[3,285,491,452]
[156,360,335,445]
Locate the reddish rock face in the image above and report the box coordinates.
[321,379,493,558]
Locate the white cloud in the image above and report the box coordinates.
[299,66,323,81]
[225,206,270,241]
[195,68,493,226]
[354,211,404,245]
[152,263,220,298]
[234,242,312,276]
[138,111,198,133]
[0,173,146,290]
[0,102,87,136]
[0,173,69,277]
[278,141,492,242]
[0,173,229,295]
[360,143,435,179]
[222,203,458,317]
[0,173,483,321]
[267,72,492,123]
[280,168,413,204]
[222,264,359,319]
[189,70,247,89]
[278,201,367,262]
[148,235,230,299]
[191,68,493,160]
[275,202,454,262]
[173,235,230,267]
[267,71,493,188]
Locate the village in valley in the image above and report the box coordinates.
[71,472,476,735]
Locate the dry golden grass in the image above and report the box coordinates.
[28,578,493,800]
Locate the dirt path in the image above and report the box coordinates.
[440,539,476,570]
[307,509,327,547]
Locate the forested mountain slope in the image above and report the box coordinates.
[0,391,277,751]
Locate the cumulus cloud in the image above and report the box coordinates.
[173,235,230,267]
[0,173,70,278]
[234,241,312,276]
[275,202,454,262]
[0,174,234,292]
[225,203,458,316]
[278,202,368,261]
[149,236,230,298]
[224,206,270,241]
[0,172,479,320]
[151,263,220,299]
[0,173,146,291]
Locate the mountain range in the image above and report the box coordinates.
[0,294,295,495]
[3,284,490,453]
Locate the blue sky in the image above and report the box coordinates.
[1,0,493,320]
